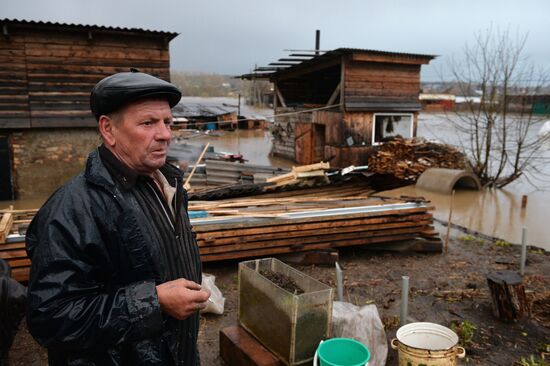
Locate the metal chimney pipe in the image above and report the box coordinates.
[315,30,320,55]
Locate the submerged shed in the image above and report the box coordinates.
[172,98,237,130]
[241,48,435,167]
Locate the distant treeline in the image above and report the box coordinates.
[170,71,272,106]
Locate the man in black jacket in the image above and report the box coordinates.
[25,71,210,366]
[0,259,26,366]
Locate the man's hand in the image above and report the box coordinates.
[156,278,211,320]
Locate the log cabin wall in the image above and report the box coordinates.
[343,60,422,109]
[0,19,177,199]
[0,21,174,128]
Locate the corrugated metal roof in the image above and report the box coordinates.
[0,18,178,39]
[240,47,437,80]
[172,101,235,118]
[173,97,270,119]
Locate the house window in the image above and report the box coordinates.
[372,113,414,145]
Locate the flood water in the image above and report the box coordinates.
[176,129,293,168]
[2,112,549,251]
[380,113,550,251]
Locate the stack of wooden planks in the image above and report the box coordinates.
[0,208,37,282]
[189,181,440,261]
[368,138,467,181]
[0,182,441,282]
[191,194,440,262]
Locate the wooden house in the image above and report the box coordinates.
[419,93,455,112]
[172,97,268,130]
[0,19,177,200]
[241,48,435,167]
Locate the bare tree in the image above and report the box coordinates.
[242,79,272,107]
[449,27,550,188]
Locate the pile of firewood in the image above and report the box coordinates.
[368,138,467,181]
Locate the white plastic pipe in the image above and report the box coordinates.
[520,227,528,276]
[335,262,344,302]
[400,276,409,327]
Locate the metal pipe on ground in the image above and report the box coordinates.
[520,227,528,276]
[335,262,343,302]
[400,276,409,327]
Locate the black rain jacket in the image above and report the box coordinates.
[25,149,200,365]
[0,259,27,365]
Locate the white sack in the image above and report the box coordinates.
[200,273,225,315]
[332,301,387,366]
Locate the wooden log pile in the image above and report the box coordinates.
[368,138,467,181]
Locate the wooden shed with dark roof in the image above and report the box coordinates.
[241,48,435,167]
[0,19,178,200]
[0,18,177,129]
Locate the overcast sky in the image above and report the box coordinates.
[2,0,549,81]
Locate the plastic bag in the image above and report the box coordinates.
[331,301,387,366]
[200,273,225,315]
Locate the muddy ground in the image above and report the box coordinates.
[9,223,550,365]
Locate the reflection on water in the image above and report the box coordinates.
[379,185,549,250]
[175,129,293,168]
[381,113,550,251]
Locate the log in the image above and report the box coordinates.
[486,271,529,322]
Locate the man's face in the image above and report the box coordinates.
[106,99,173,175]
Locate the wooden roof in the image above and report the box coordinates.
[0,18,178,40]
[240,48,436,80]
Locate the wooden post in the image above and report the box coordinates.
[486,271,529,322]
[184,143,210,190]
[0,212,14,243]
[444,190,455,253]
[521,195,528,209]
[326,82,341,107]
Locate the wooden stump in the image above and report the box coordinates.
[486,271,529,322]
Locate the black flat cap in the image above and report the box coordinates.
[90,71,182,120]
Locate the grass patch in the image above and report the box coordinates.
[451,319,477,345]
[515,355,548,366]
[457,235,485,244]
[494,239,512,247]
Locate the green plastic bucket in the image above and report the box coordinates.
[317,338,370,366]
